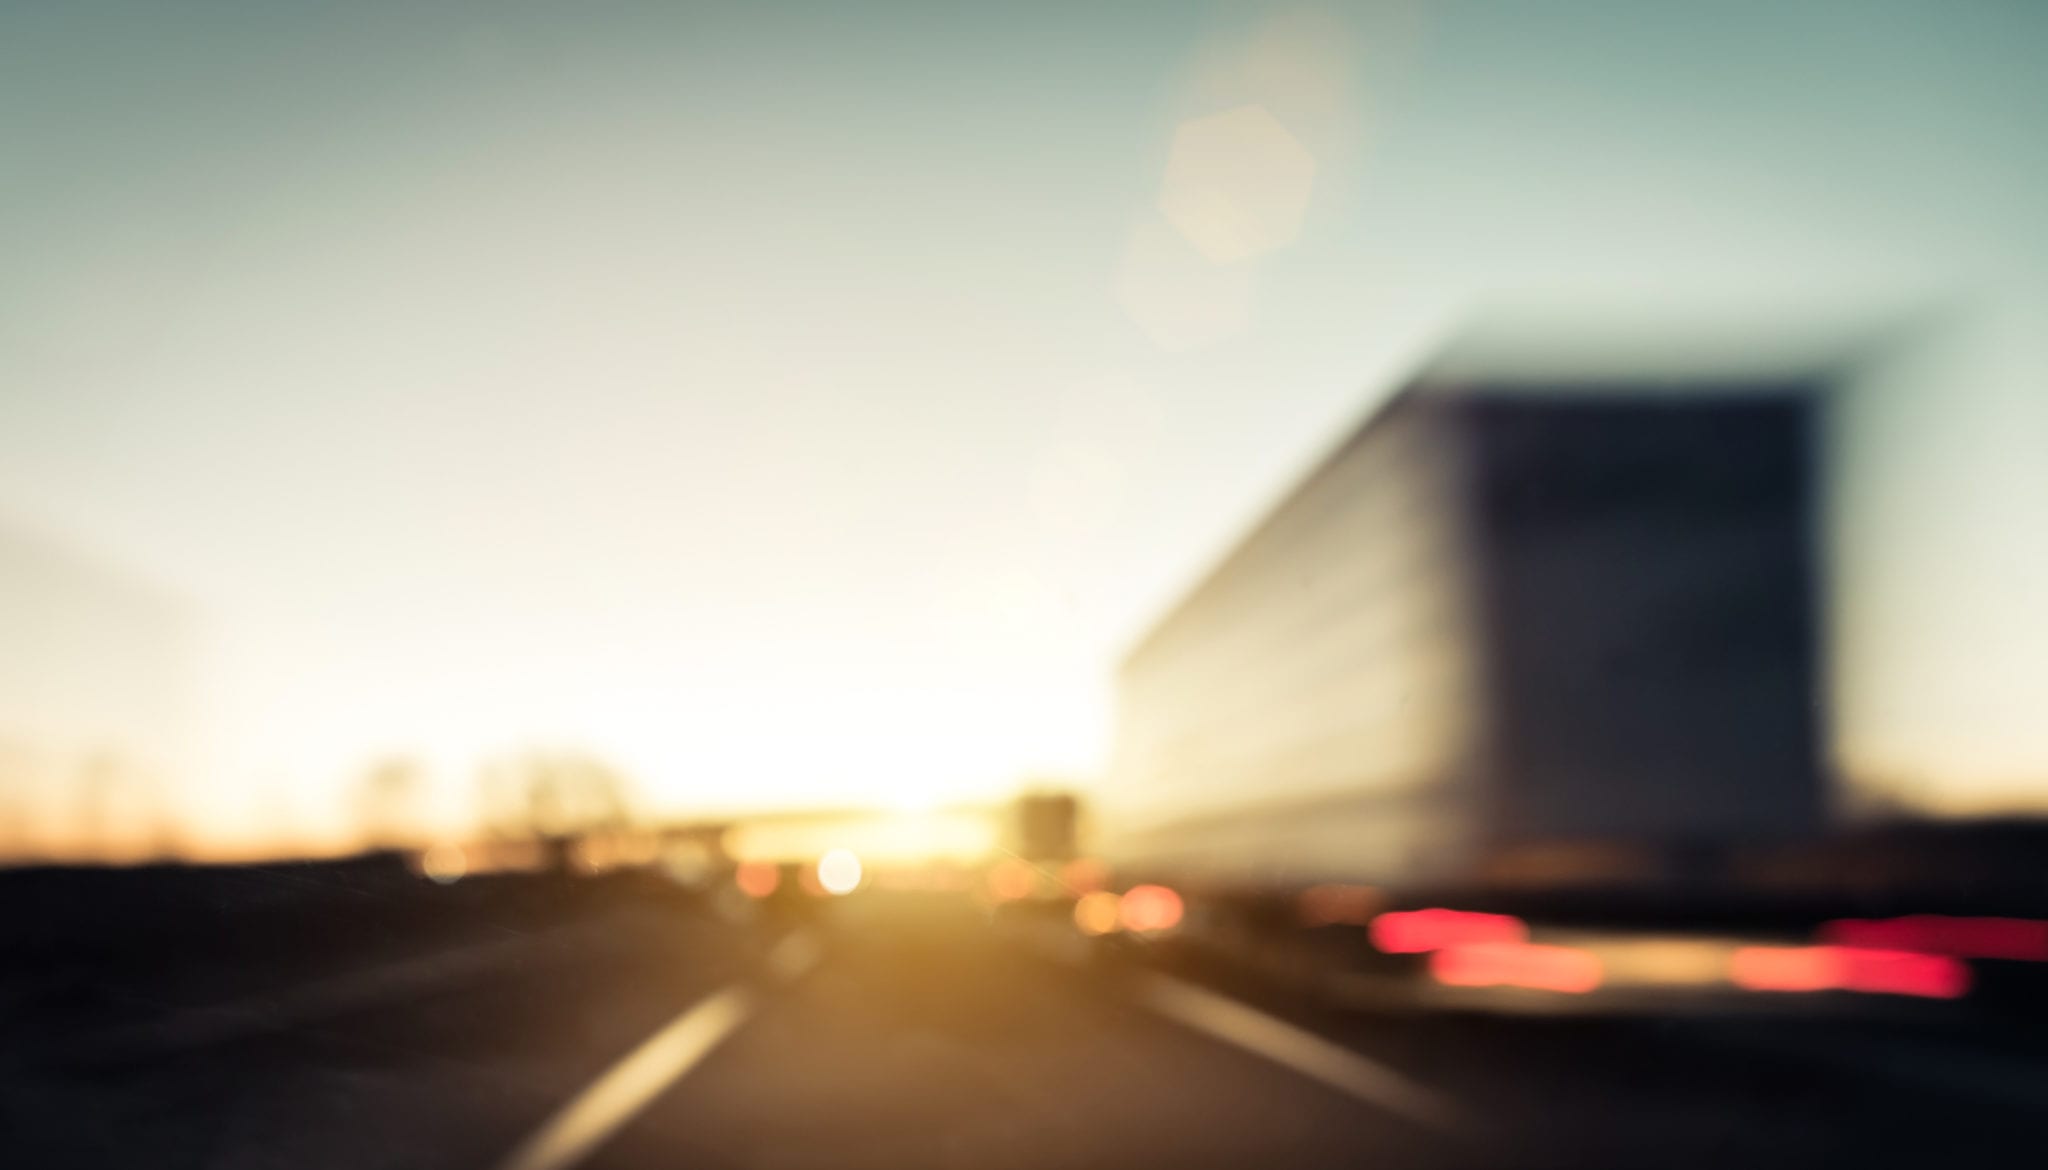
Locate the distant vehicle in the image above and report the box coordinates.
[1009,792,1080,863]
[1097,359,1828,928]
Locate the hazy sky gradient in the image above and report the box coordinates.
[4,0,2045,854]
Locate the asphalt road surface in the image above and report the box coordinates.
[6,889,2042,1169]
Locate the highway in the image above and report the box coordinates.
[5,886,2043,1169]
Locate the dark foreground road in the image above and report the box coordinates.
[5,887,2043,1170]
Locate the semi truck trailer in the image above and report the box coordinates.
[1087,341,2048,1005]
[1099,375,1826,918]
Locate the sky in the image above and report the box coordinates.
[3,0,2045,857]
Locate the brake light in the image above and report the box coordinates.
[1431,942,1602,993]
[1820,916,2048,962]
[1730,945,1969,999]
[1371,908,1527,953]
[734,860,780,898]
[1118,884,1184,934]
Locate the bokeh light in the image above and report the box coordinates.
[420,843,467,885]
[735,860,781,899]
[1158,104,1317,264]
[1117,884,1184,934]
[1114,219,1255,351]
[987,857,1037,902]
[1073,890,1122,936]
[660,840,715,889]
[817,849,862,896]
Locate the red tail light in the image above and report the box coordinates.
[1370,908,1527,954]
[1820,916,2048,962]
[1118,884,1184,934]
[1730,945,1969,1000]
[734,860,780,898]
[1431,942,1602,993]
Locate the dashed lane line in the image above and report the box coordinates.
[491,929,823,1170]
[1138,972,1470,1137]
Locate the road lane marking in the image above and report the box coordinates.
[493,928,823,1170]
[1139,974,1468,1135]
[495,985,755,1170]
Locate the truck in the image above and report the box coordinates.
[1008,791,1081,864]
[1097,359,1837,950]
[1088,330,2048,1005]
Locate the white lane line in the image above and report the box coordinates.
[495,986,755,1170]
[1139,974,1468,1136]
[494,928,824,1170]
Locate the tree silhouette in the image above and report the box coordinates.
[477,750,636,842]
